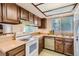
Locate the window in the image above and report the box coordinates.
[51,15,73,33]
[61,16,73,32]
[52,18,61,32]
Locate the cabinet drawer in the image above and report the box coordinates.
[55,38,63,41]
[15,50,25,56]
[64,39,73,42]
[8,45,25,56]
[55,40,64,53]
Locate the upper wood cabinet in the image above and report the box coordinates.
[34,15,41,26]
[2,3,19,24]
[20,8,29,21]
[0,4,2,22]
[29,12,34,23]
[34,15,37,26]
[39,18,47,28]
[37,17,41,26]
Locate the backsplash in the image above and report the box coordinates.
[12,20,38,35]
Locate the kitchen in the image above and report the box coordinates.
[0,3,78,56]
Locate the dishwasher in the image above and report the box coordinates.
[44,37,55,50]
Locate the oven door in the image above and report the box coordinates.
[26,39,38,56]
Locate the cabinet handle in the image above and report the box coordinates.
[76,36,78,41]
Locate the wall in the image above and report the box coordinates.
[37,18,52,33]
[12,12,74,34]
[3,24,13,33]
[12,24,24,34]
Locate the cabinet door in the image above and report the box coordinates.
[64,41,73,55]
[37,17,41,26]
[34,15,38,26]
[0,4,2,22]
[39,37,44,54]
[7,44,25,56]
[3,3,19,24]
[21,8,29,21]
[39,18,46,28]
[29,12,34,23]
[55,40,64,53]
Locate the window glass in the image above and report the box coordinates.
[51,16,73,33]
[61,16,73,32]
[52,18,61,32]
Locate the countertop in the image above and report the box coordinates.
[15,32,74,39]
[45,34,74,39]
[33,34,74,39]
[0,39,26,53]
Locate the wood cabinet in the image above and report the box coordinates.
[55,37,73,55]
[39,37,44,54]
[0,3,42,25]
[6,44,25,56]
[37,17,41,26]
[20,8,29,21]
[55,38,64,53]
[2,3,19,24]
[64,39,73,55]
[39,18,47,28]
[0,4,2,22]
[34,15,38,26]
[29,12,34,23]
[34,15,41,26]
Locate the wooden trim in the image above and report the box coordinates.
[36,3,44,6]
[73,3,78,10]
[32,3,47,17]
[33,14,35,24]
[24,44,26,56]
[1,3,3,22]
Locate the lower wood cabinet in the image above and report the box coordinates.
[55,38,64,53]
[6,44,26,56]
[55,38,73,55]
[64,39,73,55]
[39,37,44,54]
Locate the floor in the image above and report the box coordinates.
[39,49,66,56]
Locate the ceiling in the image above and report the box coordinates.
[33,3,77,17]
[17,3,77,18]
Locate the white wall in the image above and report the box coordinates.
[74,4,79,56]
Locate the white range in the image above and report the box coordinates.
[16,35,39,56]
